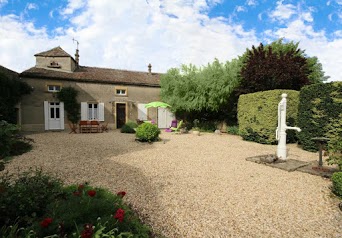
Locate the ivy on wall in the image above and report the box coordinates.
[57,87,80,124]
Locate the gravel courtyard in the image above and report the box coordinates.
[3,131,342,238]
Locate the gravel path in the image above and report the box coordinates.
[3,131,342,238]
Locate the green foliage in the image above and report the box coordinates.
[121,121,138,134]
[0,170,150,237]
[327,138,342,170]
[0,121,33,170]
[0,169,64,227]
[135,123,161,142]
[227,126,239,135]
[331,172,342,197]
[0,121,18,160]
[238,90,299,144]
[298,82,342,151]
[160,58,242,113]
[57,87,80,124]
[0,73,32,124]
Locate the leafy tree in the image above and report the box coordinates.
[0,72,32,123]
[238,43,312,94]
[160,58,242,113]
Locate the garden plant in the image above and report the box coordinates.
[0,169,150,238]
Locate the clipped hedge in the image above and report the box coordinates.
[331,172,342,197]
[238,90,299,144]
[298,82,342,151]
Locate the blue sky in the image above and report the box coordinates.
[0,0,342,81]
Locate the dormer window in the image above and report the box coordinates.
[48,61,61,68]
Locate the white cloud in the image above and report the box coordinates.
[0,0,7,8]
[268,1,296,22]
[60,0,86,15]
[246,0,257,6]
[26,3,38,10]
[0,0,341,82]
[236,6,246,12]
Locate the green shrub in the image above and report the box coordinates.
[298,82,342,151]
[0,121,18,159]
[327,138,342,170]
[135,123,161,142]
[0,171,150,237]
[121,121,138,134]
[0,169,64,227]
[238,90,299,144]
[331,172,342,197]
[0,121,33,171]
[227,126,239,135]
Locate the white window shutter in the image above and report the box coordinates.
[60,102,65,129]
[81,102,88,120]
[98,102,105,121]
[138,104,147,120]
[44,101,49,130]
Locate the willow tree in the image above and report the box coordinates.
[160,58,242,124]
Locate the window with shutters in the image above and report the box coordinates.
[81,102,105,121]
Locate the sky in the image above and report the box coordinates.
[0,0,341,82]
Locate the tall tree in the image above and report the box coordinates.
[160,58,242,113]
[238,43,312,94]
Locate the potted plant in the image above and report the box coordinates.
[192,119,200,136]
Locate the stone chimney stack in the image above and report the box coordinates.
[148,63,152,74]
[75,49,80,66]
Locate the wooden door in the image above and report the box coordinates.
[116,103,126,128]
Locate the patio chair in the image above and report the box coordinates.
[170,120,183,133]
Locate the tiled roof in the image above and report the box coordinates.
[20,66,161,87]
[0,65,19,80]
[34,46,73,58]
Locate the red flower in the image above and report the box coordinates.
[40,217,53,228]
[80,223,93,238]
[117,191,126,198]
[114,208,125,222]
[87,190,96,197]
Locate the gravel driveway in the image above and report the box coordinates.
[3,131,342,238]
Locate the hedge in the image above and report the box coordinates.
[298,82,342,151]
[238,89,299,144]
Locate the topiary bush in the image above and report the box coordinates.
[331,172,342,197]
[238,90,299,144]
[298,82,342,151]
[135,123,161,142]
[121,121,138,134]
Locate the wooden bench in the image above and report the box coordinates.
[79,120,101,133]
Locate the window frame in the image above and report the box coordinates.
[46,83,62,92]
[115,86,128,96]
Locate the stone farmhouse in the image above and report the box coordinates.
[15,46,174,132]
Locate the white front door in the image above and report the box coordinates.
[44,101,65,130]
[157,108,175,128]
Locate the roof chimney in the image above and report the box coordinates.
[75,49,79,66]
[73,38,80,67]
[148,63,152,74]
